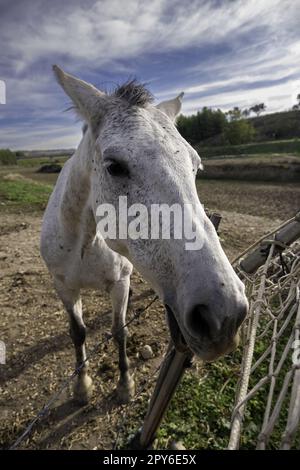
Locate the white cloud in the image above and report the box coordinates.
[2,0,300,74]
[1,0,300,148]
[182,77,300,114]
[1,122,82,150]
[0,80,6,104]
[155,38,300,100]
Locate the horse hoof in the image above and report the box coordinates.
[116,378,135,404]
[73,374,93,406]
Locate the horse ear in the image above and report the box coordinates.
[156,92,184,121]
[52,65,108,125]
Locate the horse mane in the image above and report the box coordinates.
[69,80,154,129]
[113,79,154,108]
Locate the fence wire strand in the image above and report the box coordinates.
[9,294,158,450]
[228,228,300,450]
[9,214,300,451]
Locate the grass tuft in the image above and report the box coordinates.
[0,177,52,209]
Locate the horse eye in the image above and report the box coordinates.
[106,161,129,177]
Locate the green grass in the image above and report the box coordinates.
[0,178,53,209]
[156,359,239,449]
[0,149,17,165]
[17,156,69,167]
[196,139,300,159]
[117,287,299,450]
[155,351,274,450]
[155,298,299,449]
[0,156,297,449]
[118,347,271,450]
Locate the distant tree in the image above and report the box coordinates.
[250,103,266,116]
[177,107,227,144]
[224,119,255,145]
[242,108,251,118]
[177,105,259,146]
[292,94,300,110]
[0,148,17,165]
[226,107,242,121]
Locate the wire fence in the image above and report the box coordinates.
[9,295,159,450]
[229,224,300,449]
[8,214,300,451]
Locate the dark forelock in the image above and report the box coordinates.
[113,79,154,108]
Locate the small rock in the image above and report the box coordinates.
[140,345,153,360]
[170,440,186,450]
[0,252,7,261]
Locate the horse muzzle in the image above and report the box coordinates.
[165,304,244,361]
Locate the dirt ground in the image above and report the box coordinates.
[0,180,299,449]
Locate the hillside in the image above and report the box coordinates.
[199,155,300,182]
[179,109,300,152]
[196,139,300,159]
[250,110,300,141]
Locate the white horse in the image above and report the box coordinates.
[41,66,248,405]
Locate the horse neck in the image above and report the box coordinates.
[60,128,95,233]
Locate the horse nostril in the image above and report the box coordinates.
[236,302,248,328]
[186,304,221,340]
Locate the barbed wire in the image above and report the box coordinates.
[9,294,158,450]
[9,214,300,451]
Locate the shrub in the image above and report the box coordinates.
[0,148,17,165]
[224,120,255,145]
[177,108,227,145]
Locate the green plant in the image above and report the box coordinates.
[0,148,17,165]
[224,119,255,145]
[0,178,52,208]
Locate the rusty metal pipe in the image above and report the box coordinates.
[130,343,193,449]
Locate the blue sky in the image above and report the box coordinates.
[1,0,300,150]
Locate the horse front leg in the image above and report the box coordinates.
[55,280,93,405]
[110,277,135,404]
